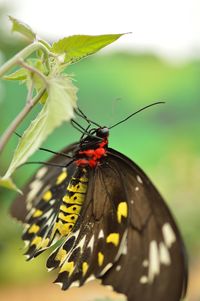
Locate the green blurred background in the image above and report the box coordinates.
[0,9,200,301]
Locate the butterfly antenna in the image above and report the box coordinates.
[75,107,101,127]
[19,159,74,169]
[71,119,89,134]
[14,132,71,158]
[109,101,165,129]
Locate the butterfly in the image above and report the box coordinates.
[11,107,188,301]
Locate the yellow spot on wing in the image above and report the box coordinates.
[43,190,52,201]
[117,202,128,223]
[53,221,74,236]
[33,209,43,217]
[98,252,104,266]
[31,236,42,247]
[56,171,67,185]
[106,233,120,247]
[82,262,89,276]
[31,236,49,249]
[41,238,50,248]
[60,261,74,275]
[28,224,40,233]
[55,248,67,264]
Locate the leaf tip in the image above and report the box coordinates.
[0,176,22,194]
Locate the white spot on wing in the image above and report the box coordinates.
[73,229,80,239]
[77,235,86,251]
[162,223,176,248]
[36,167,48,179]
[122,242,127,255]
[24,209,34,221]
[100,263,113,276]
[159,242,171,265]
[130,200,134,204]
[98,229,104,239]
[27,180,43,204]
[140,275,148,284]
[115,230,128,261]
[135,186,139,191]
[85,275,96,283]
[148,240,160,283]
[43,209,53,219]
[55,282,63,288]
[69,281,79,288]
[50,199,56,205]
[88,235,95,250]
[45,213,56,227]
[136,175,143,184]
[116,265,121,271]
[142,259,149,267]
[24,240,29,248]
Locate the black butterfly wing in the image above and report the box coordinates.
[10,143,79,259]
[46,161,129,289]
[10,143,78,222]
[101,148,188,301]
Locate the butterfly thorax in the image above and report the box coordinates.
[75,127,109,168]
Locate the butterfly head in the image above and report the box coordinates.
[95,127,109,139]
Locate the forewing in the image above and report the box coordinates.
[10,143,77,222]
[101,148,188,301]
[10,144,78,259]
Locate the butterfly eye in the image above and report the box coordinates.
[96,127,109,138]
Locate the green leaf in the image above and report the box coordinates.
[51,33,125,64]
[3,68,28,81]
[3,76,77,180]
[0,177,22,193]
[9,16,36,41]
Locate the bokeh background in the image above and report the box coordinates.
[0,1,199,301]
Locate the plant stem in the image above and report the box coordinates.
[18,59,48,85]
[0,88,46,154]
[0,42,52,77]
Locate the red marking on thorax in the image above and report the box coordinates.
[76,138,108,168]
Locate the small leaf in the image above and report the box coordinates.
[51,33,125,64]
[0,176,21,193]
[9,16,36,41]
[3,76,77,180]
[3,68,28,81]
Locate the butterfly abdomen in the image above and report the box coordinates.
[53,168,89,237]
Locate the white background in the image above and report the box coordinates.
[0,0,199,62]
